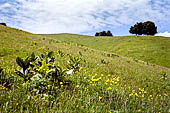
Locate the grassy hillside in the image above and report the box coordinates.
[44,34,170,68]
[0,26,170,112]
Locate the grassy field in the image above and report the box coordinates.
[0,26,170,112]
[43,34,170,68]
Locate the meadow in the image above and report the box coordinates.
[44,33,170,68]
[0,25,170,112]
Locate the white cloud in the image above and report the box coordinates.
[0,0,170,34]
[0,3,12,12]
[156,32,170,37]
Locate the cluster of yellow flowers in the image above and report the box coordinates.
[105,76,120,85]
[90,73,104,82]
[105,76,120,91]
[148,95,153,100]
[164,93,168,97]
[129,88,147,98]
[86,73,121,92]
[107,87,112,91]
[0,84,8,90]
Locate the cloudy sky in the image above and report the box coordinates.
[0,0,170,36]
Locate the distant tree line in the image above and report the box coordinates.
[95,30,113,36]
[129,21,157,35]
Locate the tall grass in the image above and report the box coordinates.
[0,26,170,112]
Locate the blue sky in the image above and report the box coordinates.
[0,0,170,36]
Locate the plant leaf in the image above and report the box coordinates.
[15,71,24,78]
[30,52,36,61]
[16,57,25,68]
[47,51,54,58]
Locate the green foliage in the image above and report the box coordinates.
[95,30,113,36]
[129,21,157,35]
[142,21,157,35]
[0,68,2,74]
[47,34,170,68]
[67,55,84,72]
[129,22,143,35]
[15,51,71,94]
[15,53,36,81]
[57,49,65,57]
[1,26,170,112]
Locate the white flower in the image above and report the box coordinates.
[66,69,73,75]
[43,94,48,97]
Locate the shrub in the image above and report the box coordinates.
[15,51,71,94]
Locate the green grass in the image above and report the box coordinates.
[0,26,170,112]
[43,34,170,68]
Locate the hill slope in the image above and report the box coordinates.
[44,34,170,68]
[0,26,170,112]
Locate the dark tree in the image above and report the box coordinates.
[106,30,113,36]
[135,22,143,35]
[142,21,157,35]
[129,22,143,35]
[129,21,157,36]
[95,32,99,36]
[95,30,113,36]
[101,31,107,36]
[129,26,136,35]
[0,23,7,26]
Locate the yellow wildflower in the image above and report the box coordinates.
[106,79,110,83]
[137,109,141,112]
[148,95,153,100]
[79,67,83,71]
[141,88,145,92]
[164,94,168,97]
[99,96,102,101]
[129,93,133,97]
[76,85,79,88]
[135,93,138,97]
[92,77,102,82]
[98,77,102,80]
[107,87,112,91]
[92,79,98,82]
[60,82,63,85]
[116,77,120,82]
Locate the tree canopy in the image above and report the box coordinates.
[95,30,113,36]
[129,21,157,35]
